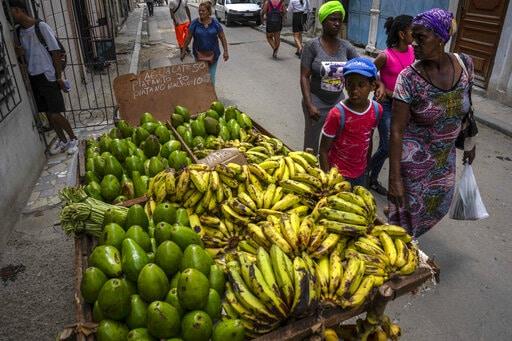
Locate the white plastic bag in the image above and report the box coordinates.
[449,164,489,220]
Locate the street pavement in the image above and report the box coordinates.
[146,5,512,340]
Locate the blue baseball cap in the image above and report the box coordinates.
[343,57,378,79]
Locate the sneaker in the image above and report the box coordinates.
[49,140,68,155]
[66,139,79,154]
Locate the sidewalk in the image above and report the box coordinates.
[251,24,512,138]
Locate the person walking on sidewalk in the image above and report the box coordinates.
[180,1,229,85]
[388,9,477,237]
[262,0,285,59]
[319,58,383,186]
[287,0,310,57]
[9,0,77,155]
[300,1,385,154]
[367,15,414,195]
[169,0,191,53]
[147,0,155,16]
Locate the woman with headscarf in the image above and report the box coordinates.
[300,1,385,154]
[388,8,477,237]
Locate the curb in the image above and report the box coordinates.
[473,112,512,138]
[129,7,146,74]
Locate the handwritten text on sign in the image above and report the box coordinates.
[131,63,211,98]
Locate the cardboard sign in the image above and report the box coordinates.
[113,62,217,126]
[198,148,248,167]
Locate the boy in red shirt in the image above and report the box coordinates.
[319,57,382,186]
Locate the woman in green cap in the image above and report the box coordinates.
[300,1,384,154]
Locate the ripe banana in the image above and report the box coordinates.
[271,193,301,211]
[280,179,315,196]
[379,232,397,266]
[256,247,282,298]
[371,224,408,236]
[310,233,340,258]
[327,195,368,217]
[328,249,343,298]
[290,256,311,317]
[316,255,330,298]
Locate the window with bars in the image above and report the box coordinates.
[0,21,22,123]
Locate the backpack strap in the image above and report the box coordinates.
[334,102,346,138]
[372,100,382,123]
[34,20,50,50]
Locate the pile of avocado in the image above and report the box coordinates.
[84,112,191,203]
[81,203,245,341]
[172,101,253,151]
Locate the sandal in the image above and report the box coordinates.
[272,48,278,59]
[369,180,388,196]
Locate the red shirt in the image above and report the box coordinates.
[322,101,382,179]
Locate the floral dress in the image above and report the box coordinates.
[388,54,473,237]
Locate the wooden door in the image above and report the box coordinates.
[453,0,510,87]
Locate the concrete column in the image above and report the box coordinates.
[365,0,380,53]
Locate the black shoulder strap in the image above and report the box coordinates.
[172,0,182,14]
[34,20,49,50]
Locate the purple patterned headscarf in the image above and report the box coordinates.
[413,8,454,43]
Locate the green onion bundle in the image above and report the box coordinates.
[59,187,128,238]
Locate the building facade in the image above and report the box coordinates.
[345,0,512,106]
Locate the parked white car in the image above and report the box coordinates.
[214,0,262,26]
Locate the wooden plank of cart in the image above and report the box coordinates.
[71,63,440,340]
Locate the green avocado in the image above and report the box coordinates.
[154,222,173,245]
[96,320,129,341]
[125,226,151,252]
[131,171,148,198]
[142,122,158,134]
[210,101,225,116]
[125,204,149,230]
[93,155,106,177]
[143,135,161,158]
[219,126,231,141]
[125,155,144,174]
[165,287,184,318]
[212,319,245,341]
[121,238,149,282]
[97,278,131,320]
[209,264,225,296]
[148,156,165,178]
[155,125,172,144]
[153,202,178,225]
[80,267,108,304]
[99,135,113,154]
[126,295,148,330]
[88,245,122,278]
[140,112,157,125]
[156,240,183,277]
[170,225,203,250]
[204,288,222,321]
[206,107,221,120]
[204,117,220,135]
[180,244,213,277]
[103,155,124,180]
[174,105,190,122]
[160,140,181,159]
[175,208,189,226]
[168,151,190,170]
[92,300,105,322]
[190,119,206,138]
[177,268,209,310]
[121,176,135,199]
[102,207,126,227]
[127,328,156,341]
[227,119,241,140]
[224,106,238,122]
[171,113,185,128]
[100,223,125,250]
[85,170,100,184]
[133,127,151,147]
[110,138,130,162]
[138,264,170,302]
[116,119,134,138]
[181,310,212,341]
[170,271,181,289]
[85,181,103,201]
[147,301,181,339]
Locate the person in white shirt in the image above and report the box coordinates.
[287,0,310,57]
[169,0,191,52]
[9,0,78,155]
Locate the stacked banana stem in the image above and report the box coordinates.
[223,245,319,338]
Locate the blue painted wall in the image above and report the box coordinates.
[377,1,450,50]
[347,0,450,49]
[347,0,372,46]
